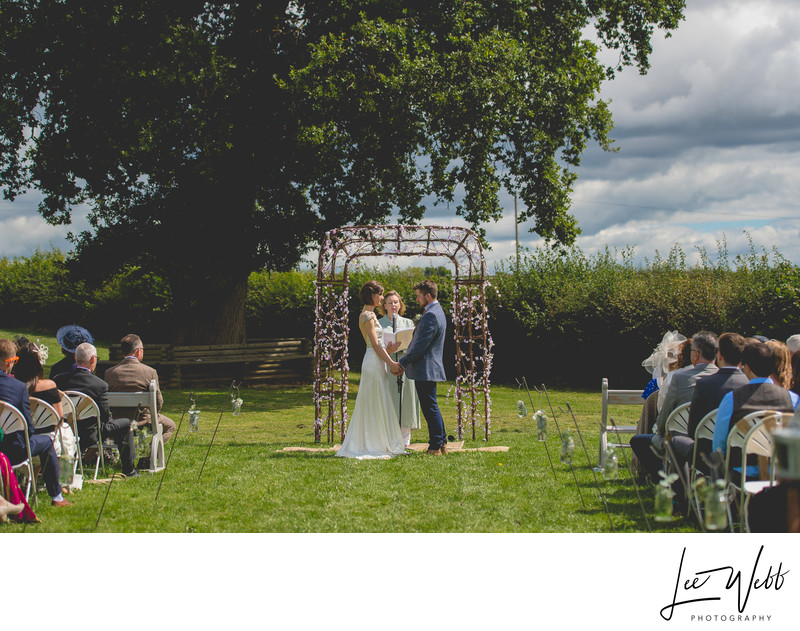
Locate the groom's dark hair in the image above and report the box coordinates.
[415,280,438,299]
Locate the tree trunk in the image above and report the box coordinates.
[172,273,249,345]
[162,172,255,346]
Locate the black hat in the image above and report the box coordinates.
[56,325,93,353]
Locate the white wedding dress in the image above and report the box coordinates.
[336,311,407,459]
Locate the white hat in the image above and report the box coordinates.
[642,330,687,377]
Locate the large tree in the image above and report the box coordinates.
[0,0,684,343]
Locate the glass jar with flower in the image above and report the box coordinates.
[655,470,678,521]
[534,410,547,442]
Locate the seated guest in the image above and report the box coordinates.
[13,341,79,468]
[630,331,719,482]
[0,338,71,507]
[640,331,687,401]
[791,353,800,397]
[657,340,694,414]
[54,342,138,477]
[766,339,798,407]
[0,452,37,523]
[49,324,94,379]
[632,335,688,481]
[13,341,64,424]
[685,333,749,442]
[669,332,749,512]
[104,334,176,468]
[635,338,691,438]
[712,340,798,481]
[786,334,800,356]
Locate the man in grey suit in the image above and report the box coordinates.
[393,280,448,455]
[630,331,719,481]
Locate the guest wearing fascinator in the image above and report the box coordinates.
[13,341,65,421]
[641,331,687,400]
[636,332,688,434]
[49,324,94,379]
[632,331,719,484]
[632,331,688,481]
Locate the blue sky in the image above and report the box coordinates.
[3,0,799,272]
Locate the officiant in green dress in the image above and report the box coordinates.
[379,290,421,445]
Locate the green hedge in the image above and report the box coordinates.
[3,240,799,388]
[0,249,82,330]
[488,240,800,386]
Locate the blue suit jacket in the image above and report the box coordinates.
[398,301,446,382]
[0,371,33,455]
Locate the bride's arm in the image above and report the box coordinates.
[360,312,400,368]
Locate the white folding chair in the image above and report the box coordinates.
[30,396,83,491]
[29,397,61,433]
[107,380,164,473]
[59,391,85,486]
[665,402,692,439]
[30,396,61,493]
[599,378,642,465]
[724,410,785,532]
[0,400,35,505]
[739,415,784,532]
[689,409,717,522]
[662,402,691,478]
[64,390,104,480]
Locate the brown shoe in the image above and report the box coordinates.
[426,449,442,456]
[440,443,448,455]
[51,499,74,507]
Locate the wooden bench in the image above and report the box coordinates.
[599,378,643,465]
[107,379,164,473]
[97,338,312,387]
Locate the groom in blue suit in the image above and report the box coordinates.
[393,280,448,455]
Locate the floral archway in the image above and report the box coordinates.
[313,225,493,444]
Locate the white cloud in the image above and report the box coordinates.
[0,192,91,257]
[507,0,800,269]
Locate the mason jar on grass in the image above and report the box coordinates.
[136,426,151,459]
[189,407,200,432]
[560,428,574,465]
[654,484,675,522]
[601,444,619,480]
[704,481,729,531]
[58,452,74,487]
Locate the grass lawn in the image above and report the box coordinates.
[1,327,697,532]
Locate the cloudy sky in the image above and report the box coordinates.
[2,0,799,272]
[417,0,800,269]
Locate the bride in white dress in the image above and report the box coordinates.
[337,280,407,459]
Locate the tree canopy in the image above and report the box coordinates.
[0,0,685,343]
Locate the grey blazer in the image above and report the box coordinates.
[398,301,446,382]
[654,362,719,435]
